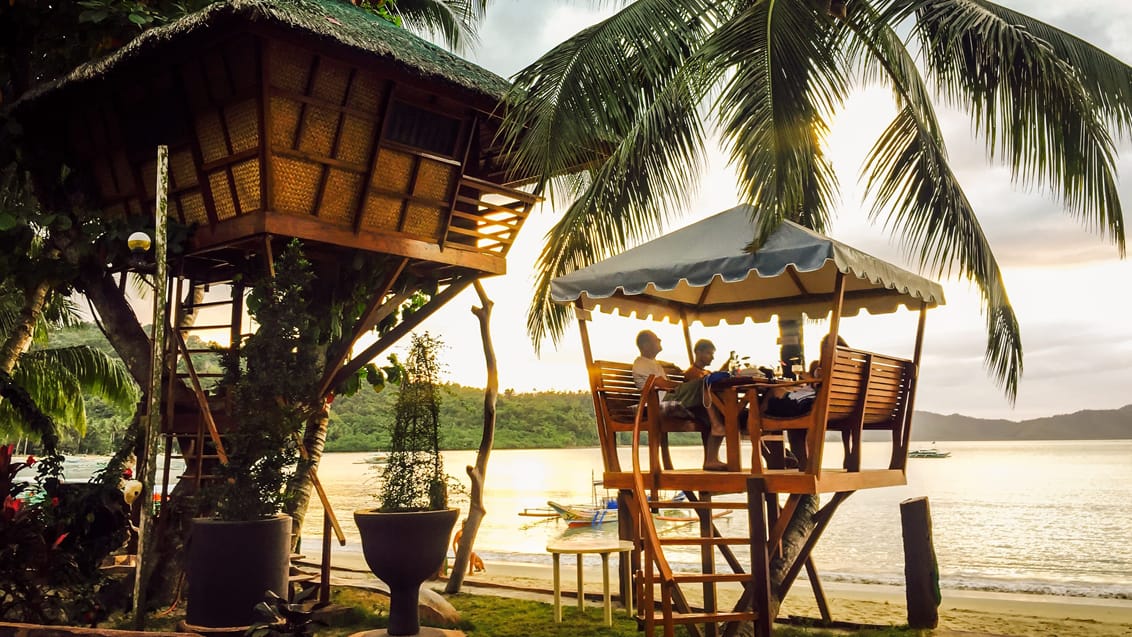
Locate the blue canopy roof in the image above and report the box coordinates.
[551,205,945,325]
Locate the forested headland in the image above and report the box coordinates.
[48,322,601,454]
[43,323,1132,455]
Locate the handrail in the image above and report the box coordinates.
[630,375,676,584]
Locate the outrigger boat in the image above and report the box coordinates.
[909,448,951,458]
[547,499,619,527]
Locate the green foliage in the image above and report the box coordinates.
[212,240,322,521]
[500,0,1132,401]
[378,332,447,512]
[326,384,599,451]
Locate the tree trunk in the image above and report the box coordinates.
[0,279,50,375]
[76,269,153,389]
[285,403,330,550]
[731,494,822,637]
[445,280,496,594]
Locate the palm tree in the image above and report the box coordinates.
[0,291,138,440]
[352,0,489,52]
[500,0,1131,401]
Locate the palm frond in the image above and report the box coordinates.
[20,346,139,413]
[393,0,489,53]
[499,0,720,194]
[907,0,1126,254]
[707,0,848,245]
[5,357,87,434]
[862,105,1022,399]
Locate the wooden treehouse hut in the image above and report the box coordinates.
[552,205,946,637]
[14,0,534,601]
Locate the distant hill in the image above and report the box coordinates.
[908,405,1132,441]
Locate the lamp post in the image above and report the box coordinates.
[132,145,169,629]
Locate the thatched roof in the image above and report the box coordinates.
[18,0,510,107]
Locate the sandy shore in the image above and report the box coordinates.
[308,550,1132,636]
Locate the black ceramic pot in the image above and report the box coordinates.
[186,514,291,628]
[354,507,459,636]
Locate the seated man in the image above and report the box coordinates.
[632,331,726,471]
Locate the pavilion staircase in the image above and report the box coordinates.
[626,379,772,637]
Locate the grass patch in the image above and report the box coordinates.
[106,585,919,636]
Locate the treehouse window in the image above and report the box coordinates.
[385,101,462,157]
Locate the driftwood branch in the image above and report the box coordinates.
[445,280,497,593]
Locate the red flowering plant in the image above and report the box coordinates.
[0,372,126,625]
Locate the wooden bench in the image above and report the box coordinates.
[590,360,702,472]
[747,345,916,476]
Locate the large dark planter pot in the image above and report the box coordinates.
[186,514,291,628]
[354,507,459,636]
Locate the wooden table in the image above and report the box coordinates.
[546,538,634,625]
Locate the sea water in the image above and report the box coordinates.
[63,440,1132,600]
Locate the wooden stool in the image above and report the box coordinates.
[546,538,634,626]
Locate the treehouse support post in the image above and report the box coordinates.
[446,280,497,593]
[133,145,169,629]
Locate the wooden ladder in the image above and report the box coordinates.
[159,277,242,499]
[628,377,773,637]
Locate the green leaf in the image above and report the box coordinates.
[128,13,151,26]
[0,214,19,231]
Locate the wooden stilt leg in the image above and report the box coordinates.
[804,557,831,624]
[747,477,772,637]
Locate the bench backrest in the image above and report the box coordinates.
[825,346,915,427]
[592,360,687,430]
[590,360,692,471]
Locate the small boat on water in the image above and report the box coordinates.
[909,448,951,458]
[518,506,560,518]
[547,499,619,527]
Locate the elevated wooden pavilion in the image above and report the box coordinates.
[14,0,535,599]
[552,205,945,636]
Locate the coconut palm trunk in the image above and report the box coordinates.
[0,279,50,375]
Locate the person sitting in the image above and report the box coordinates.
[764,334,847,469]
[632,331,727,471]
[683,339,715,382]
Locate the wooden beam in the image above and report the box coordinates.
[257,36,275,224]
[352,82,396,233]
[330,278,474,389]
[439,114,477,251]
[309,67,357,220]
[316,257,409,398]
[189,212,508,273]
[176,62,221,227]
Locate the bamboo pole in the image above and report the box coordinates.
[133,145,169,628]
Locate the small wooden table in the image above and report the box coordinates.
[546,538,634,626]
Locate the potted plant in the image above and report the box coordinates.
[186,241,321,628]
[354,332,459,637]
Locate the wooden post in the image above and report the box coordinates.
[901,496,941,629]
[133,145,169,629]
[445,280,497,593]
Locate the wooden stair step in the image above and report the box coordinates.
[183,299,236,309]
[178,324,235,331]
[671,573,752,584]
[645,611,757,624]
[657,536,749,546]
[646,500,742,510]
[638,572,752,585]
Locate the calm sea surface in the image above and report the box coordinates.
[64,440,1132,599]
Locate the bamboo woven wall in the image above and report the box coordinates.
[64,33,533,272]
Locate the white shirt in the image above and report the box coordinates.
[632,356,669,401]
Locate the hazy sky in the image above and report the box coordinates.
[389,0,1132,421]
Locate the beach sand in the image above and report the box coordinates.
[311,550,1132,636]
